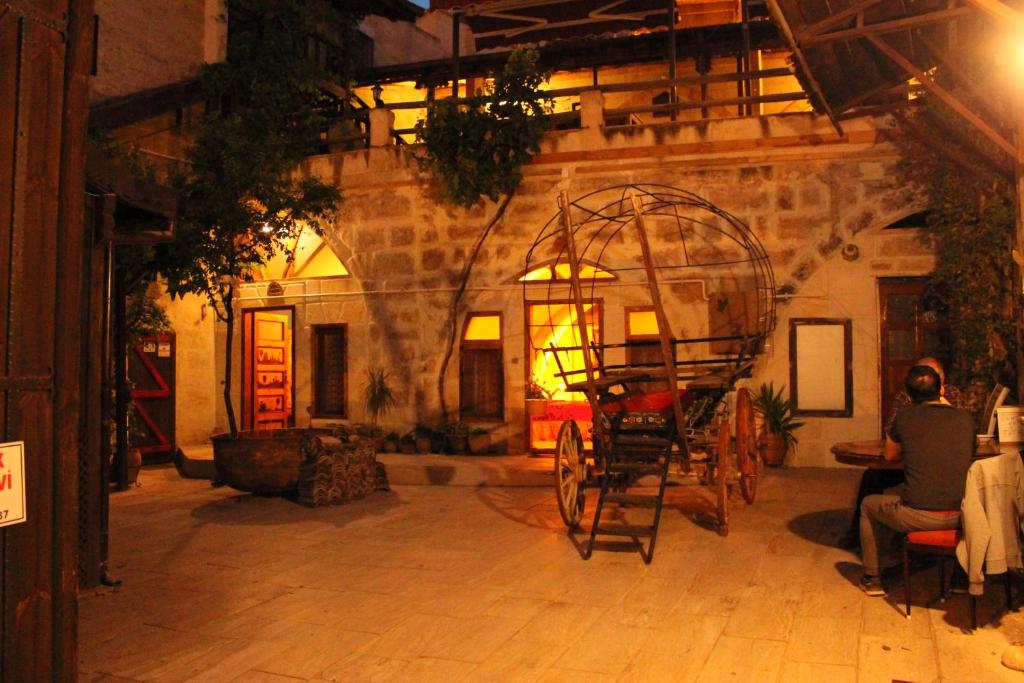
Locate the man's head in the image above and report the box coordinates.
[905,364,942,403]
[916,356,945,384]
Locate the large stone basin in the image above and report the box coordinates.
[212,428,331,494]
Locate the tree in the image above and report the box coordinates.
[158,0,348,436]
[889,60,1019,410]
[414,48,552,419]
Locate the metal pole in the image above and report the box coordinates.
[451,11,462,99]
[668,0,677,121]
[741,0,752,115]
[113,265,129,491]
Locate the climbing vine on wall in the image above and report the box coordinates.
[892,98,1018,404]
[414,48,552,420]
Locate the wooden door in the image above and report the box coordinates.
[878,278,949,428]
[128,334,176,463]
[243,310,293,430]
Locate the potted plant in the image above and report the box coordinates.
[398,431,417,454]
[444,421,470,454]
[469,427,491,455]
[753,382,804,467]
[413,424,435,453]
[363,368,397,433]
[526,377,553,418]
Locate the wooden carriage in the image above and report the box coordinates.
[523,184,776,562]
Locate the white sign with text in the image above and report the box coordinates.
[0,442,26,527]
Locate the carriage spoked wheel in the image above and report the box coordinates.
[554,420,587,528]
[736,387,759,505]
[715,418,731,537]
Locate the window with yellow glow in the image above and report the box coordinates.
[518,261,615,282]
[627,310,660,336]
[254,228,349,281]
[463,315,501,341]
[528,303,601,401]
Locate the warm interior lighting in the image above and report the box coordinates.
[261,223,273,233]
[628,310,659,336]
[529,303,600,401]
[519,262,614,282]
[464,315,501,341]
[254,228,349,281]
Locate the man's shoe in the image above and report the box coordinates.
[859,574,885,596]
[837,530,860,550]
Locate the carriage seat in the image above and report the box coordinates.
[600,388,694,415]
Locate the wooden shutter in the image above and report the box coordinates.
[460,348,503,419]
[313,325,346,417]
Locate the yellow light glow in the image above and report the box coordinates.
[519,266,553,281]
[628,310,659,336]
[464,315,501,341]
[529,303,600,401]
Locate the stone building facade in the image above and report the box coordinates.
[171,106,937,467]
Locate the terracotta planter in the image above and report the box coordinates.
[469,433,491,455]
[526,399,548,418]
[415,437,432,454]
[212,428,331,494]
[759,431,788,467]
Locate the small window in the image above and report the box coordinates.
[460,314,503,420]
[625,307,663,379]
[313,325,346,418]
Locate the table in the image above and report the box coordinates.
[831,439,1006,469]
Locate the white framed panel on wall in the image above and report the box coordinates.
[789,318,853,417]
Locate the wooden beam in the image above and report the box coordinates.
[865,33,1018,159]
[916,32,1011,133]
[764,0,843,134]
[557,190,605,449]
[802,6,974,46]
[799,0,884,40]
[628,190,689,459]
[963,0,1024,31]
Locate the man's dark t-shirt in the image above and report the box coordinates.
[890,403,974,510]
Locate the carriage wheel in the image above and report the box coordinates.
[716,418,731,537]
[554,420,586,528]
[736,388,759,505]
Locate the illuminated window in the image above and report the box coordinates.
[518,261,615,282]
[460,314,503,419]
[626,307,664,382]
[254,228,349,281]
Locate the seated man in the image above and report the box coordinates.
[838,356,963,550]
[859,364,975,595]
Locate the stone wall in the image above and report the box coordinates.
[180,110,935,463]
[91,0,224,101]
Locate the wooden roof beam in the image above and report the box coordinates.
[765,0,842,133]
[962,0,1024,31]
[799,0,884,40]
[865,32,1018,159]
[802,6,974,46]
[916,31,1011,133]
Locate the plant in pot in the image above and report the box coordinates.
[363,368,397,448]
[444,421,470,454]
[525,377,553,418]
[468,427,491,455]
[753,382,804,467]
[398,431,418,454]
[413,424,435,453]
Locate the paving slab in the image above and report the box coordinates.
[80,466,1024,681]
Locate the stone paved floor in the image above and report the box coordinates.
[80,465,1024,682]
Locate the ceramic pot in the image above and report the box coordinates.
[759,431,788,467]
[526,399,548,418]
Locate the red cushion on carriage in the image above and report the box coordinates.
[600,389,691,414]
[905,528,958,547]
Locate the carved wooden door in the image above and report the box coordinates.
[242,310,293,430]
